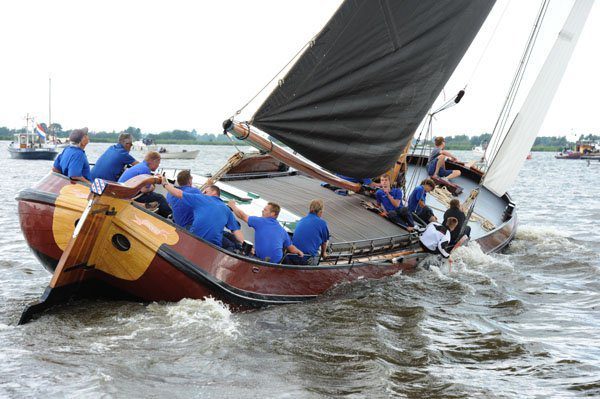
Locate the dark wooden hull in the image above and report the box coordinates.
[8,147,58,160]
[16,155,517,321]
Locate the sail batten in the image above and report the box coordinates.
[483,0,593,197]
[252,0,496,178]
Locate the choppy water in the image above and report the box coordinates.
[0,143,598,398]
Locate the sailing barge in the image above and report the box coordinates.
[17,146,516,323]
[17,0,592,323]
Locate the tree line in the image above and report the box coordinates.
[431,133,598,151]
[1,124,598,150]
[0,124,232,145]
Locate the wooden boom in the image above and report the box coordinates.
[224,120,362,192]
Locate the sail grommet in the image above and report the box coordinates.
[111,234,131,252]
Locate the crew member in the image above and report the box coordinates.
[376,174,414,231]
[118,151,171,218]
[52,127,91,183]
[166,170,201,230]
[443,199,471,247]
[419,217,458,258]
[163,181,244,250]
[427,136,461,180]
[288,199,330,265]
[407,178,437,225]
[228,200,303,263]
[91,133,138,181]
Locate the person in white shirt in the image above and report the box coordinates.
[419,217,458,258]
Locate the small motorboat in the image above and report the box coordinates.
[157,148,199,159]
[7,115,58,160]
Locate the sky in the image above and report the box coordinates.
[1,0,598,139]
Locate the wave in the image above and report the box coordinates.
[149,297,238,338]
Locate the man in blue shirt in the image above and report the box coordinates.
[228,200,303,263]
[427,136,461,180]
[162,181,244,249]
[118,151,171,218]
[407,178,437,225]
[287,199,330,265]
[52,128,91,183]
[376,174,414,232]
[91,133,138,181]
[166,170,201,230]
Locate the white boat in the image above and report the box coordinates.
[7,115,58,160]
[132,140,157,151]
[472,145,485,156]
[158,148,199,159]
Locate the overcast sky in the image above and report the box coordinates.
[1,0,598,139]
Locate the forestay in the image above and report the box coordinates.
[484,0,593,197]
[251,0,495,178]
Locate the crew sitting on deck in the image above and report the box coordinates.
[118,151,172,218]
[228,200,304,263]
[427,136,461,180]
[166,170,201,230]
[376,174,414,232]
[285,199,330,265]
[443,199,471,248]
[162,181,244,250]
[405,178,437,226]
[419,217,458,258]
[90,133,138,181]
[52,127,91,183]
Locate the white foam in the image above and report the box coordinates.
[151,297,239,338]
[451,242,514,274]
[512,225,584,252]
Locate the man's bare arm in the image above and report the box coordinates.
[162,180,183,198]
[232,229,244,243]
[228,200,249,223]
[286,244,304,258]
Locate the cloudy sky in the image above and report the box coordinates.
[1,0,598,139]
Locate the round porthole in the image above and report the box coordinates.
[111,234,131,251]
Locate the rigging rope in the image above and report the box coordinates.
[404,89,466,199]
[229,38,315,121]
[483,0,550,167]
[461,0,550,237]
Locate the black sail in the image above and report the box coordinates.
[251,0,495,178]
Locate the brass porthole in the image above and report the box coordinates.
[111,234,131,251]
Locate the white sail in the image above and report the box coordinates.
[483,0,593,197]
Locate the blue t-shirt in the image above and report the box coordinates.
[375,188,404,212]
[408,185,427,213]
[91,143,136,181]
[248,216,291,262]
[167,185,201,229]
[53,146,91,181]
[118,161,152,183]
[292,213,330,257]
[182,192,240,246]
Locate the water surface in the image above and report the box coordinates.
[0,143,598,398]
